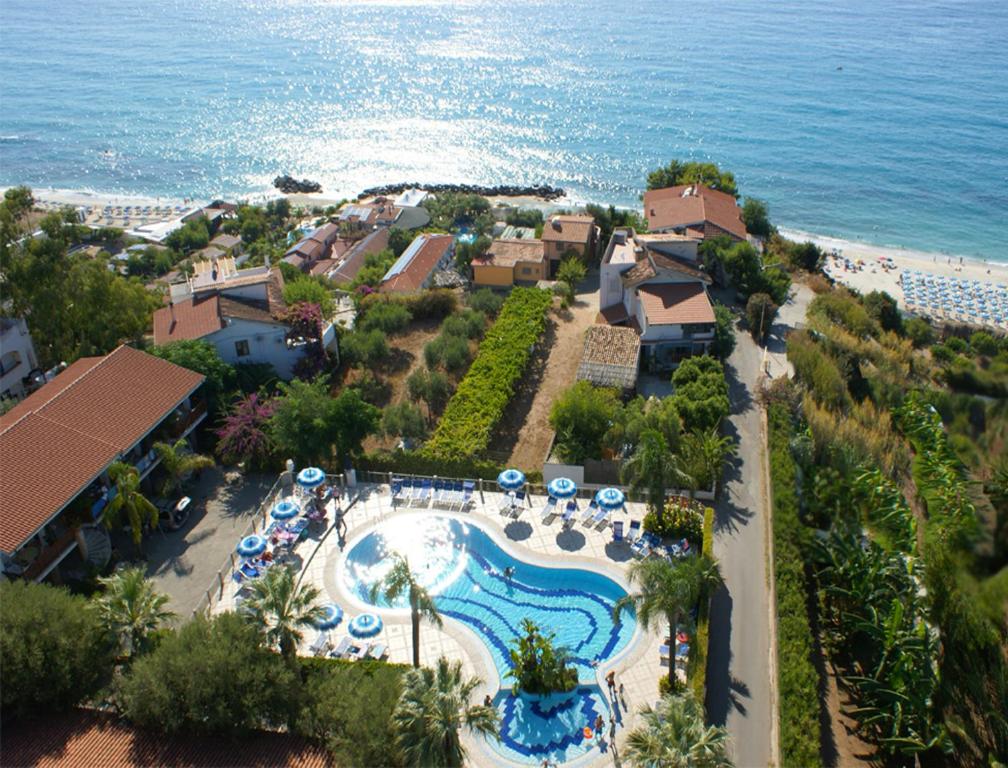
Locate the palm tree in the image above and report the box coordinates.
[103,462,159,551]
[95,567,174,659]
[392,656,499,767]
[369,553,442,668]
[243,565,325,661]
[681,428,735,493]
[625,690,732,768]
[622,429,693,522]
[614,555,723,689]
[153,438,214,497]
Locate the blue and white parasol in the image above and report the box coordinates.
[547,477,577,499]
[237,534,267,557]
[497,469,526,491]
[296,467,325,489]
[348,613,383,638]
[271,499,300,520]
[314,603,344,630]
[595,487,625,511]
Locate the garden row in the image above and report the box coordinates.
[423,287,552,459]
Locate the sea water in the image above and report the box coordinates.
[1,0,1006,260]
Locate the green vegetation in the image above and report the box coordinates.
[358,301,412,334]
[340,328,390,367]
[643,496,703,541]
[454,235,491,270]
[690,508,715,702]
[680,428,735,492]
[152,438,214,496]
[766,234,825,273]
[406,368,451,420]
[505,207,544,228]
[382,401,428,442]
[423,287,552,459]
[421,192,493,233]
[741,197,772,239]
[584,202,648,242]
[670,356,731,433]
[104,461,159,550]
[164,216,210,253]
[369,554,443,669]
[622,430,692,517]
[710,303,736,360]
[350,248,398,291]
[506,619,577,695]
[701,237,791,304]
[556,255,587,287]
[283,276,334,316]
[149,339,236,416]
[95,567,174,660]
[358,289,458,321]
[625,691,732,768]
[466,287,504,316]
[550,380,621,464]
[0,580,114,719]
[243,565,324,661]
[745,292,778,341]
[646,160,738,197]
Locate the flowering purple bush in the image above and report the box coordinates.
[286,302,328,380]
[216,393,276,468]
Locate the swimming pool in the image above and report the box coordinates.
[341,514,636,764]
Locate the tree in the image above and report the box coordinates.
[505,619,577,694]
[369,554,442,668]
[454,235,491,271]
[164,216,210,253]
[746,292,778,342]
[383,401,429,443]
[359,301,412,334]
[614,556,723,689]
[149,340,236,416]
[104,462,159,550]
[741,197,772,239]
[622,429,693,519]
[646,160,738,197]
[549,381,621,464]
[556,256,587,287]
[407,368,451,419]
[863,290,902,333]
[392,656,499,768]
[283,277,333,317]
[785,240,825,273]
[671,356,731,433]
[331,387,381,466]
[680,429,735,492]
[467,288,504,317]
[243,565,325,661]
[710,303,736,360]
[0,580,114,719]
[95,567,174,659]
[606,395,683,458]
[119,612,299,734]
[153,438,214,496]
[216,393,276,468]
[505,208,544,228]
[340,328,390,367]
[0,185,34,253]
[625,691,733,768]
[388,227,414,258]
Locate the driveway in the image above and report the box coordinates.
[141,468,276,618]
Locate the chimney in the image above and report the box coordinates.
[211,258,219,281]
[552,218,562,231]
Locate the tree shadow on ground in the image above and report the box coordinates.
[706,583,740,726]
[723,359,754,415]
[505,520,533,541]
[556,528,586,552]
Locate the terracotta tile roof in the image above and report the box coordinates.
[474,239,545,268]
[644,184,747,240]
[153,295,225,344]
[309,222,339,244]
[650,252,711,283]
[598,304,630,325]
[379,234,453,294]
[329,228,390,283]
[285,238,324,262]
[193,246,226,262]
[209,233,242,251]
[0,346,204,554]
[621,259,657,287]
[638,282,715,326]
[581,325,641,367]
[1,709,334,768]
[219,296,282,325]
[541,214,596,244]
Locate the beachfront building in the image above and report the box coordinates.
[209,232,242,256]
[154,258,338,378]
[598,228,715,370]
[379,233,454,294]
[0,317,40,404]
[283,222,341,272]
[643,183,747,242]
[0,345,206,582]
[337,199,401,232]
[541,214,600,276]
[471,239,547,286]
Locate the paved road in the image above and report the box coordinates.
[706,309,774,768]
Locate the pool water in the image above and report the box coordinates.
[341,514,636,764]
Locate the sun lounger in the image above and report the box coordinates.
[627,520,641,544]
[515,490,527,507]
[461,481,475,510]
[449,481,465,509]
[561,500,577,529]
[499,494,513,514]
[580,499,597,525]
[540,496,558,523]
[366,643,388,660]
[329,636,354,659]
[611,520,624,541]
[309,631,330,657]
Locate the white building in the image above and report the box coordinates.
[0,318,40,403]
[598,229,715,370]
[153,258,337,379]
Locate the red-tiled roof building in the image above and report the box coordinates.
[379,234,453,294]
[540,214,599,276]
[643,183,748,242]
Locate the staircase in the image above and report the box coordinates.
[80,525,112,569]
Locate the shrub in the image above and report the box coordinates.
[969,331,999,357]
[425,334,471,372]
[904,316,935,348]
[467,288,504,317]
[440,309,486,340]
[340,328,389,367]
[358,449,507,481]
[930,343,954,364]
[767,404,822,767]
[505,207,544,228]
[359,302,412,335]
[216,393,276,468]
[352,370,391,406]
[556,256,587,287]
[689,507,715,702]
[406,368,451,414]
[283,277,333,316]
[549,381,621,464]
[808,290,877,338]
[710,303,736,360]
[506,619,577,695]
[357,289,457,322]
[787,331,850,411]
[119,612,299,735]
[382,401,428,442]
[670,355,730,432]
[863,290,902,333]
[0,581,114,719]
[741,197,772,239]
[746,292,778,341]
[423,287,552,458]
[643,497,703,541]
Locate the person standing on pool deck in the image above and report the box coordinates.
[608,717,616,744]
[606,669,616,695]
[594,714,604,744]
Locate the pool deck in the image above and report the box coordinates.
[216,482,666,767]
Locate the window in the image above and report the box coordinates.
[234,340,250,357]
[521,267,532,276]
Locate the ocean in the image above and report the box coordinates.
[1,0,1006,260]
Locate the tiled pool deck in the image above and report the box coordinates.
[216,482,666,767]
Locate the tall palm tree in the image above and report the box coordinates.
[622,428,693,522]
[104,462,159,551]
[625,690,733,768]
[243,565,325,661]
[369,553,442,668]
[614,555,723,689]
[153,438,214,497]
[392,656,499,768]
[681,428,735,493]
[95,567,174,659]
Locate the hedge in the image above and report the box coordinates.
[689,506,715,703]
[422,287,552,459]
[767,403,822,767]
[357,450,543,484]
[357,288,458,322]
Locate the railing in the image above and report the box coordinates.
[169,400,208,440]
[23,527,79,581]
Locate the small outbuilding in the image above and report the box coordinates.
[576,325,641,392]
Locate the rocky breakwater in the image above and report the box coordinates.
[359,181,565,201]
[274,175,323,194]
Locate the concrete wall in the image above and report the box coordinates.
[208,318,300,379]
[472,264,514,287]
[0,318,38,400]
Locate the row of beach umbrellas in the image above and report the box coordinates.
[234,467,327,557]
[496,469,626,511]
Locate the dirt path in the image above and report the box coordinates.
[500,274,600,471]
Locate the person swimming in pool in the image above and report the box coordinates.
[503,566,515,581]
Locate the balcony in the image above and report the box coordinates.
[22,527,79,582]
[166,399,207,440]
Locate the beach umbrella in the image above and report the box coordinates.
[314,603,344,630]
[237,534,267,558]
[297,466,325,489]
[547,477,577,499]
[348,613,383,638]
[497,469,526,491]
[271,499,300,520]
[595,487,625,511]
